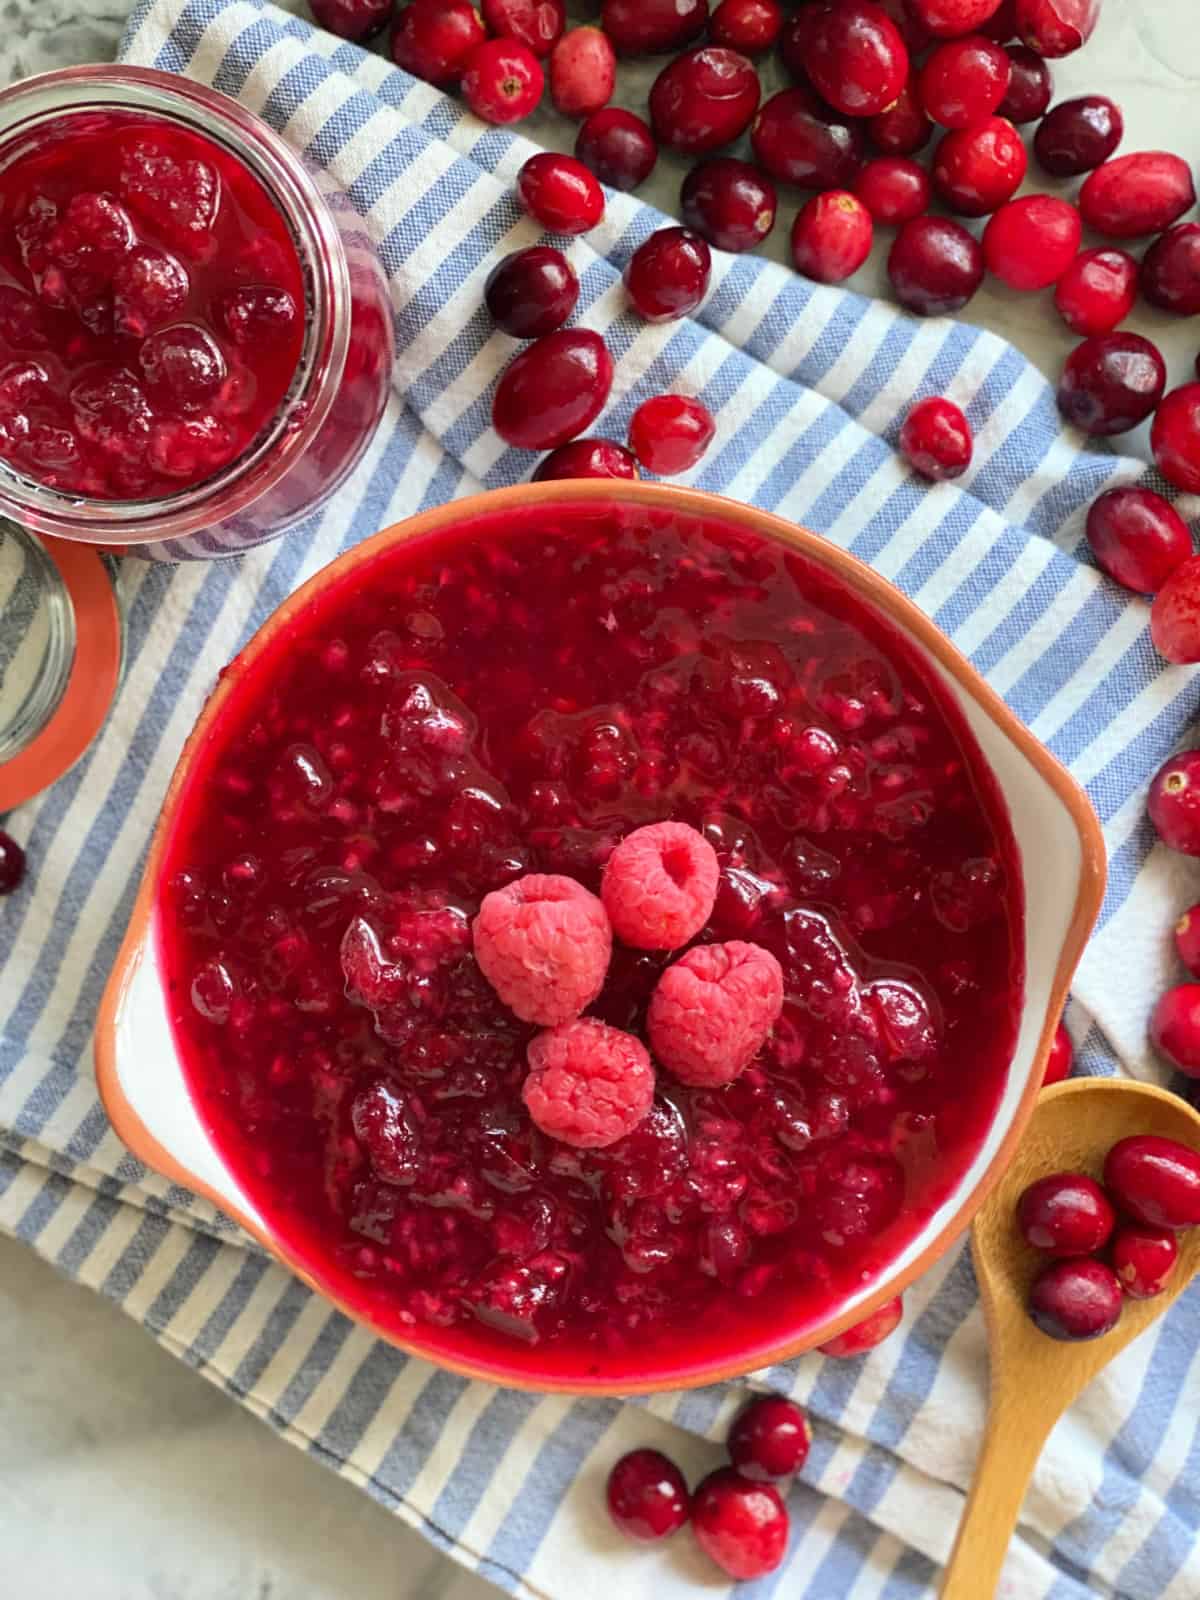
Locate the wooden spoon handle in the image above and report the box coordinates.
[939,1395,1060,1599]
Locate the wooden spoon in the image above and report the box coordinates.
[940,1077,1200,1600]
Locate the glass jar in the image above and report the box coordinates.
[0,67,394,560]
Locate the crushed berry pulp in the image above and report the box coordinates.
[0,110,305,500]
[159,501,1024,1382]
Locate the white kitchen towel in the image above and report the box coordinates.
[3,1,1200,1594]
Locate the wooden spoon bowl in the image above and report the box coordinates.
[941,1076,1200,1599]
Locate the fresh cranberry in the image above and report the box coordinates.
[482,0,564,56]
[791,192,873,285]
[606,1449,690,1542]
[1053,248,1138,337]
[485,246,578,338]
[1151,986,1200,1078]
[1142,225,1200,317]
[983,195,1081,291]
[899,396,973,479]
[625,227,711,322]
[1056,334,1166,438]
[462,39,544,124]
[998,45,1052,122]
[728,1396,811,1483]
[918,36,1011,130]
[628,395,716,475]
[805,1,910,118]
[690,1469,789,1581]
[818,1294,904,1356]
[1111,1224,1178,1300]
[681,158,777,253]
[877,0,935,50]
[1152,556,1200,664]
[310,0,389,42]
[650,47,761,157]
[1080,153,1196,240]
[390,0,486,84]
[855,157,930,226]
[1014,0,1100,56]
[932,116,1026,216]
[710,0,783,54]
[1044,1019,1073,1085]
[549,27,615,118]
[1149,749,1200,852]
[1034,96,1123,178]
[751,87,865,191]
[0,830,26,894]
[1017,1171,1115,1256]
[1028,1258,1122,1342]
[1177,906,1200,976]
[910,0,1005,35]
[1104,1134,1200,1230]
[1152,385,1200,496]
[575,108,657,192]
[888,216,984,315]
[1085,487,1191,595]
[867,75,933,157]
[532,438,639,480]
[516,154,603,235]
[600,0,707,56]
[492,329,614,449]
[981,0,1019,38]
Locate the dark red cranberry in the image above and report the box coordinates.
[983,195,1081,291]
[600,0,707,55]
[1043,1019,1073,1085]
[311,0,389,42]
[1111,1224,1178,1300]
[462,39,544,124]
[1017,1172,1115,1256]
[0,829,26,894]
[1151,987,1200,1078]
[390,0,486,84]
[681,158,777,253]
[1149,749,1200,851]
[791,192,873,284]
[932,116,1026,216]
[492,329,614,450]
[1142,225,1200,317]
[980,0,1018,39]
[806,1,910,118]
[911,0,1005,35]
[1085,487,1191,595]
[888,216,984,315]
[1177,905,1200,976]
[1104,1134,1200,1229]
[899,396,972,479]
[1056,334,1166,438]
[1034,96,1123,178]
[1028,1258,1122,1341]
[516,153,603,234]
[1153,556,1200,664]
[606,1449,690,1542]
[650,47,761,157]
[485,247,578,338]
[1152,385,1200,496]
[483,0,564,54]
[855,157,930,226]
[690,1469,789,1581]
[549,27,615,118]
[867,75,933,156]
[998,44,1052,121]
[1080,153,1196,240]
[1014,0,1100,57]
[1053,248,1138,336]
[728,1396,811,1483]
[710,0,784,55]
[575,108,657,192]
[918,36,1011,130]
[625,227,711,322]
[628,395,716,475]
[778,6,819,80]
[533,438,639,480]
[751,87,865,191]
[877,0,934,50]
[818,1294,904,1356]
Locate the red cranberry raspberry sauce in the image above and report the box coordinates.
[0,112,304,499]
[159,504,1023,1375]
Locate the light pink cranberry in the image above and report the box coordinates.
[549,26,615,118]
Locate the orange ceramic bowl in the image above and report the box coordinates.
[95,482,1106,1394]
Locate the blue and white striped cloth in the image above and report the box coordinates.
[3,1,1200,1592]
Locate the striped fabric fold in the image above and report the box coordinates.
[2,0,1200,1592]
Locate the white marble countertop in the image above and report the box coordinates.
[4,2,1200,1597]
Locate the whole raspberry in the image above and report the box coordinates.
[473,873,611,1025]
[523,1018,655,1148]
[648,940,784,1087]
[602,820,720,950]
